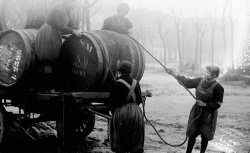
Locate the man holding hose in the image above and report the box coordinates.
[166,65,224,153]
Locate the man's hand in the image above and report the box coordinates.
[74,30,82,37]
[165,68,172,74]
[196,99,207,107]
[145,90,152,97]
[165,68,178,77]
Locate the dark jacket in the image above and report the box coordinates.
[177,75,224,140]
[109,74,143,113]
[101,15,133,35]
[46,3,77,34]
[109,74,144,153]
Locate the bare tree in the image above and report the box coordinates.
[171,9,183,72]
[192,17,200,70]
[139,28,147,47]
[209,7,217,65]
[192,15,208,71]
[220,0,229,66]
[148,27,155,68]
[198,18,208,69]
[156,14,169,67]
[180,20,189,68]
[137,15,146,47]
[80,0,100,31]
[228,0,238,69]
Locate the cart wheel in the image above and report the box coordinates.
[0,104,7,145]
[75,110,95,138]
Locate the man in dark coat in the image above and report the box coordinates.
[166,65,224,153]
[35,0,82,74]
[101,3,133,35]
[109,60,144,153]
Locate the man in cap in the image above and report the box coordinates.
[166,65,224,153]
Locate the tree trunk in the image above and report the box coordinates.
[195,32,199,70]
[182,31,185,69]
[85,0,91,31]
[163,42,167,67]
[174,25,182,72]
[222,14,227,67]
[211,28,215,65]
[199,37,203,70]
[230,24,235,69]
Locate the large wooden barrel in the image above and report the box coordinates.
[0,0,80,30]
[0,29,38,87]
[0,0,31,30]
[56,30,145,92]
[25,0,61,29]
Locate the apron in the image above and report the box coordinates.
[110,103,144,153]
[186,79,218,140]
[110,79,144,153]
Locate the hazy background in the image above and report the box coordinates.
[82,0,250,74]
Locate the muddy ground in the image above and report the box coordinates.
[1,69,250,153]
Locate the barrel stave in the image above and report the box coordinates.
[57,30,145,92]
[0,0,80,30]
[57,34,103,92]
[0,29,37,88]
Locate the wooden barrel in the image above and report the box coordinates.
[0,29,38,87]
[56,30,145,92]
[0,0,80,30]
[25,0,61,29]
[0,0,30,30]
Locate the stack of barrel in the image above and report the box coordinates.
[0,0,145,92]
[0,0,80,31]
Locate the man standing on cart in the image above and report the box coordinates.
[35,0,82,90]
[101,2,133,36]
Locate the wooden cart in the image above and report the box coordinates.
[0,28,148,151]
[0,87,149,151]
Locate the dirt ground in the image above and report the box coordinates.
[140,70,250,153]
[1,69,250,153]
[90,69,250,153]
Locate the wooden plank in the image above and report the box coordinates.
[29,93,63,101]
[0,88,22,98]
[70,92,109,99]
[88,109,111,120]
[70,91,152,99]
[77,104,110,111]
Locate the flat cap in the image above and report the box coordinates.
[118,60,132,75]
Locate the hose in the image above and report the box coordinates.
[128,35,202,147]
[142,100,187,147]
[128,35,196,99]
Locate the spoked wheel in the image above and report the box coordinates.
[0,103,7,145]
[75,110,95,138]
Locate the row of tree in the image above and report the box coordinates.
[130,0,247,73]
[79,0,249,74]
